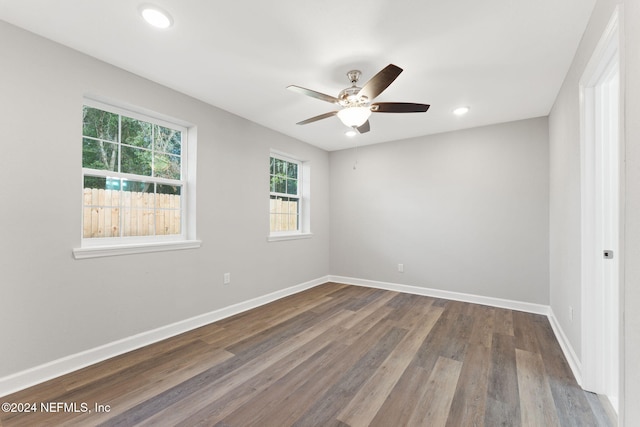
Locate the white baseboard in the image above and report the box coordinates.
[548,307,583,385]
[329,275,550,315]
[0,275,329,398]
[1,274,582,399]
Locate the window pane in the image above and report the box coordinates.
[82,176,121,238]
[157,184,181,196]
[122,208,155,236]
[286,178,298,195]
[83,138,118,171]
[83,176,107,192]
[288,198,299,216]
[270,157,276,174]
[121,146,152,176]
[274,158,286,176]
[269,194,299,233]
[83,178,120,206]
[156,185,182,235]
[83,206,120,238]
[270,213,298,232]
[273,176,286,193]
[270,214,285,232]
[155,209,181,235]
[287,162,298,178]
[122,117,152,148]
[121,179,154,237]
[290,214,299,231]
[154,153,181,179]
[105,177,122,191]
[83,106,118,142]
[155,125,181,155]
[271,196,286,214]
[123,179,154,194]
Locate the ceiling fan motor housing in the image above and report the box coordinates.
[339,70,368,106]
[338,86,366,106]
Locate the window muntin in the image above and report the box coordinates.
[270,155,301,233]
[82,102,186,243]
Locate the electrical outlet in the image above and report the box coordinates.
[398,264,404,273]
[223,273,231,285]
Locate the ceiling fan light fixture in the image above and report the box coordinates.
[289,64,429,136]
[345,129,357,137]
[337,106,371,127]
[140,5,173,29]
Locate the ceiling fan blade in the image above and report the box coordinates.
[356,120,370,134]
[287,85,340,104]
[358,64,403,101]
[296,111,337,125]
[370,102,430,113]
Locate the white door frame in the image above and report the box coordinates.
[579,5,624,416]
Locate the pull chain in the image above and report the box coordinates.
[353,138,359,170]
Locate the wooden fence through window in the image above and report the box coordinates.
[83,188,181,238]
[269,198,299,232]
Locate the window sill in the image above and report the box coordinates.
[267,232,313,242]
[73,240,202,259]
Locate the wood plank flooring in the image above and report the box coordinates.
[0,283,613,426]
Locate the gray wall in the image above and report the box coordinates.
[0,21,330,378]
[549,0,640,423]
[329,117,550,304]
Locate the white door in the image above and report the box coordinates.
[580,7,622,413]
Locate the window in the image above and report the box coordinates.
[270,154,300,233]
[74,100,199,258]
[268,152,311,241]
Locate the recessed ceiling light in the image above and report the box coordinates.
[140,5,173,29]
[453,106,470,116]
[345,129,357,137]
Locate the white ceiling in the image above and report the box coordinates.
[0,0,596,151]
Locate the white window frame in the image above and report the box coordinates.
[268,150,312,242]
[73,98,200,259]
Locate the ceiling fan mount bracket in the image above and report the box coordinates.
[346,70,362,85]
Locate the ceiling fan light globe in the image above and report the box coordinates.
[337,106,371,127]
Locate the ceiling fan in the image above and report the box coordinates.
[287,64,430,134]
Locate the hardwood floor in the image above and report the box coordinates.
[0,283,613,426]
